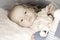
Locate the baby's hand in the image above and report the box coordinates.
[31,34,35,40]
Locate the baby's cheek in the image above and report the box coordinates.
[24,21,33,27]
[19,20,32,27]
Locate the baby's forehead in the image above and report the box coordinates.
[13,6,26,13]
[11,5,35,17]
[14,5,34,11]
[14,5,34,12]
[14,5,26,11]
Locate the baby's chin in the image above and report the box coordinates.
[19,23,31,28]
[21,22,33,28]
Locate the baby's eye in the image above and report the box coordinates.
[24,11,27,14]
[21,19,23,22]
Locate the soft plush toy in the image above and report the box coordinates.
[38,3,57,37]
[31,3,56,31]
[31,3,57,39]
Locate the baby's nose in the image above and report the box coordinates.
[24,15,31,21]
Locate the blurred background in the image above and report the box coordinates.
[0,0,60,10]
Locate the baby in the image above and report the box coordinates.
[8,5,37,28]
[8,3,57,40]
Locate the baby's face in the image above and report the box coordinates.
[11,6,36,27]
